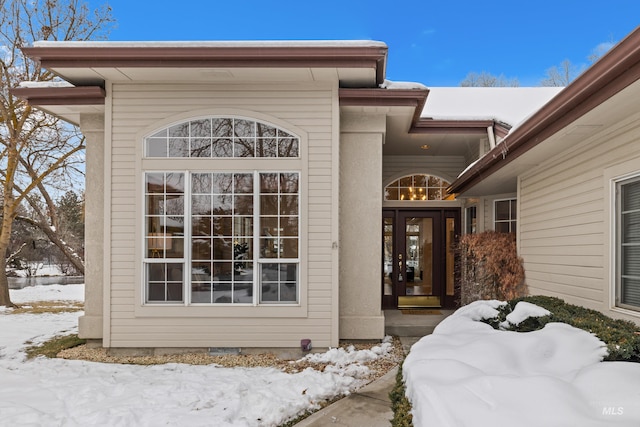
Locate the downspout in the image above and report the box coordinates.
[487,125,496,149]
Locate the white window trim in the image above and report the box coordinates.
[493,198,517,233]
[612,172,640,313]
[605,159,640,320]
[134,114,308,318]
[464,204,477,234]
[142,170,301,307]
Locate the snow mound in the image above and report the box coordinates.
[403,300,640,427]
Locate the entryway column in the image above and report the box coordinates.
[78,113,104,342]
[339,113,385,339]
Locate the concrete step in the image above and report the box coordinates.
[385,325,435,337]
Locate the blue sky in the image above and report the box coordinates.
[92,0,639,86]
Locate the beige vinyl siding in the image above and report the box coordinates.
[519,115,640,320]
[108,82,337,348]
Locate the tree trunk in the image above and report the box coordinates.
[39,223,85,275]
[15,215,85,275]
[0,255,15,308]
[0,200,17,308]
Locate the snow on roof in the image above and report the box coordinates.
[32,40,388,49]
[18,81,74,88]
[421,87,564,127]
[379,79,428,90]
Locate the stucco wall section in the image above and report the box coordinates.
[339,115,385,339]
[78,113,104,339]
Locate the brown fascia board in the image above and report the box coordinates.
[412,119,511,136]
[10,86,105,105]
[449,25,640,195]
[22,45,388,86]
[339,88,429,125]
[339,88,509,137]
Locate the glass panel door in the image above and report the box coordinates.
[382,213,395,308]
[382,209,459,309]
[398,212,441,307]
[404,217,433,296]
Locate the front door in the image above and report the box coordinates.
[382,209,459,309]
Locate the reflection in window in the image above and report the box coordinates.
[145,117,299,158]
[617,176,640,310]
[385,174,453,201]
[144,171,299,305]
[494,199,517,233]
[260,263,298,303]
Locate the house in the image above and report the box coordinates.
[12,26,640,352]
[450,26,640,326]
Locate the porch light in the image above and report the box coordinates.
[420,144,430,150]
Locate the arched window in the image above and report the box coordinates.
[142,117,301,306]
[145,117,299,158]
[385,174,453,201]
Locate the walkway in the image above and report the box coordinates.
[295,310,452,426]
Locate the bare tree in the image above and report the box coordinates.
[460,71,520,87]
[0,0,113,308]
[540,59,584,87]
[588,39,616,63]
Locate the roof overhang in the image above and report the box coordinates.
[10,85,105,125]
[21,40,388,87]
[450,25,640,196]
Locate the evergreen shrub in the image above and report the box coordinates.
[489,295,640,362]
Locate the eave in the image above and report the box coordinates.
[449,25,640,195]
[10,86,105,105]
[339,88,508,137]
[412,119,511,138]
[22,44,389,86]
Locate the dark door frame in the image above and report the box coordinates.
[382,207,460,309]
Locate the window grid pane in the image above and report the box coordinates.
[384,174,451,201]
[260,173,299,260]
[494,199,517,233]
[144,172,185,259]
[190,172,255,304]
[619,177,640,309]
[260,263,298,303]
[144,118,299,158]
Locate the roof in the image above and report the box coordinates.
[449,25,640,196]
[13,39,391,125]
[21,39,389,87]
[421,87,564,128]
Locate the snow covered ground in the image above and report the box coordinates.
[4,286,640,427]
[0,285,392,427]
[403,300,640,427]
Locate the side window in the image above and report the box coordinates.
[494,199,517,233]
[616,177,640,311]
[465,205,477,234]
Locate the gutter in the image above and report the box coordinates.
[449,25,640,195]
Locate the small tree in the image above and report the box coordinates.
[540,59,584,87]
[0,0,113,308]
[460,71,520,87]
[457,231,526,304]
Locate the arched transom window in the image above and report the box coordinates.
[385,174,453,201]
[145,117,299,158]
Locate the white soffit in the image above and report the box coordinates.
[51,66,375,86]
